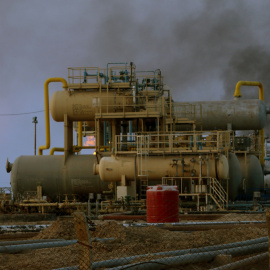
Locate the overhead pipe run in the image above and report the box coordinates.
[39,78,68,155]
[233,81,265,165]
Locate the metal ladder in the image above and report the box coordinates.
[137,135,149,199]
[209,178,227,210]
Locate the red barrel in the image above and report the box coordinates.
[147,185,179,223]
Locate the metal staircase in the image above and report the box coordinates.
[137,135,149,199]
[209,178,227,210]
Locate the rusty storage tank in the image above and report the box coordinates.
[10,155,109,201]
[147,185,179,223]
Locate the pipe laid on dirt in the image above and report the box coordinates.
[211,252,268,270]
[0,237,114,254]
[98,238,268,268]
[124,221,266,231]
[0,224,50,233]
[53,237,268,270]
[121,221,265,228]
[0,239,64,246]
[0,240,77,254]
[100,215,146,221]
[109,242,268,270]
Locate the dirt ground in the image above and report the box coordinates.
[0,213,268,270]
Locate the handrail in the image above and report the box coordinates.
[161,176,227,210]
[115,131,232,154]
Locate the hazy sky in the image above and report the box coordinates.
[1,0,270,186]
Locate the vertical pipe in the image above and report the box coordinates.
[104,121,107,152]
[96,200,99,216]
[34,121,37,155]
[88,194,91,217]
[129,121,132,142]
[39,77,68,155]
[78,121,82,148]
[64,114,73,162]
[199,156,202,186]
[190,135,193,150]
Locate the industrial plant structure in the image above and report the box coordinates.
[4,62,270,213]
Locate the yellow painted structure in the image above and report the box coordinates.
[7,64,268,211]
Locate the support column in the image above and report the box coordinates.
[111,119,116,150]
[96,119,100,153]
[64,114,73,163]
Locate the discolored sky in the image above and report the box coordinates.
[1,0,270,186]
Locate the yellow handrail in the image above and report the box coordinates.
[39,78,68,155]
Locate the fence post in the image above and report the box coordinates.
[73,212,92,270]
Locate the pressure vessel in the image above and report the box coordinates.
[228,153,242,201]
[50,90,134,122]
[10,155,109,201]
[237,155,264,198]
[95,154,229,182]
[264,175,270,188]
[175,99,267,130]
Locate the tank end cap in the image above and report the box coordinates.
[6,158,13,173]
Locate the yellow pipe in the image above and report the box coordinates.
[73,146,96,150]
[49,147,64,155]
[234,81,265,165]
[78,121,83,148]
[39,78,68,155]
[234,81,264,100]
[50,121,83,155]
[50,146,96,155]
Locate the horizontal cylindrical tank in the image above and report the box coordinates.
[11,155,109,201]
[264,175,270,188]
[237,154,264,197]
[50,90,134,122]
[147,185,179,223]
[176,99,267,130]
[95,154,229,182]
[228,153,242,201]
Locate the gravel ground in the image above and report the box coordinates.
[0,213,268,270]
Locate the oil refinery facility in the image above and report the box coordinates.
[2,62,270,215]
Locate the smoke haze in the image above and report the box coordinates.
[0,0,270,185]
